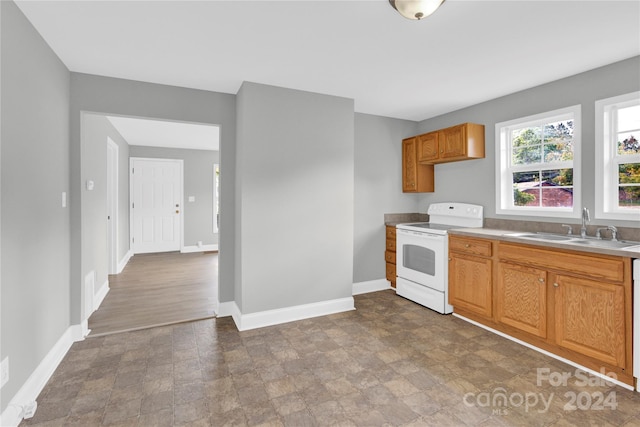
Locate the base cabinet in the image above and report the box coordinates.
[448,236,634,386]
[496,262,547,339]
[554,274,626,368]
[448,240,492,318]
[385,225,397,288]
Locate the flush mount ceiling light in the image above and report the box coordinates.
[389,0,446,20]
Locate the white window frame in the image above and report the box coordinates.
[595,91,640,220]
[495,105,581,218]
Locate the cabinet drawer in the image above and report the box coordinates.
[386,226,396,239]
[498,242,624,283]
[386,239,396,251]
[385,250,396,264]
[449,236,492,257]
[386,263,396,281]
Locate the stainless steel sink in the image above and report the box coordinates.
[504,232,640,249]
[568,239,640,249]
[505,233,574,241]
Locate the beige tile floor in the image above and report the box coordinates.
[21,291,640,426]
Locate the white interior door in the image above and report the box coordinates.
[107,138,118,273]
[130,158,183,254]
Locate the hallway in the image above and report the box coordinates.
[88,252,218,336]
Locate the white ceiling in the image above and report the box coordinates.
[16,0,640,122]
[106,116,220,151]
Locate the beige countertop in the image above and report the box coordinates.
[449,227,640,258]
[384,212,429,227]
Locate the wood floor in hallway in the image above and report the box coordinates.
[88,251,218,336]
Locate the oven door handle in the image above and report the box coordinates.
[397,229,445,239]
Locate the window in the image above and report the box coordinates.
[595,92,640,220]
[496,105,581,218]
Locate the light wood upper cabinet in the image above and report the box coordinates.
[554,274,626,368]
[417,132,439,163]
[417,123,485,164]
[402,123,484,192]
[402,137,434,193]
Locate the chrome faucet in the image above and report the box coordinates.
[580,207,590,238]
[596,225,618,241]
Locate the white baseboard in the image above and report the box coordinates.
[117,249,133,273]
[217,301,238,318]
[453,313,634,392]
[94,280,109,312]
[181,244,219,254]
[233,297,355,331]
[0,323,86,427]
[352,279,392,295]
[77,320,90,339]
[217,301,242,331]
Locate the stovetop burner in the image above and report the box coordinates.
[395,202,484,234]
[397,222,457,232]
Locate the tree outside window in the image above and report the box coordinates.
[496,105,581,218]
[595,92,640,220]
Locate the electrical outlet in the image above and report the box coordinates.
[1,357,9,388]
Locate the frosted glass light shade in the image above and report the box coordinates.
[389,0,446,20]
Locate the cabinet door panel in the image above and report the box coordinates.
[402,138,418,192]
[496,262,547,338]
[418,132,438,162]
[402,138,434,193]
[449,254,492,317]
[554,275,626,368]
[440,125,466,158]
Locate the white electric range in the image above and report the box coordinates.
[396,202,483,314]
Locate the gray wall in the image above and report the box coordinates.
[81,113,130,295]
[0,1,70,412]
[129,146,220,246]
[353,113,419,283]
[416,56,640,229]
[70,74,236,324]
[236,82,354,314]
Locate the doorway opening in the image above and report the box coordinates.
[106,137,118,274]
[81,112,221,334]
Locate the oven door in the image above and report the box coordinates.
[396,229,447,291]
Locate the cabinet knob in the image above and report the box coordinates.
[440,150,444,153]
[538,278,544,283]
[553,283,559,287]
[465,244,470,248]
